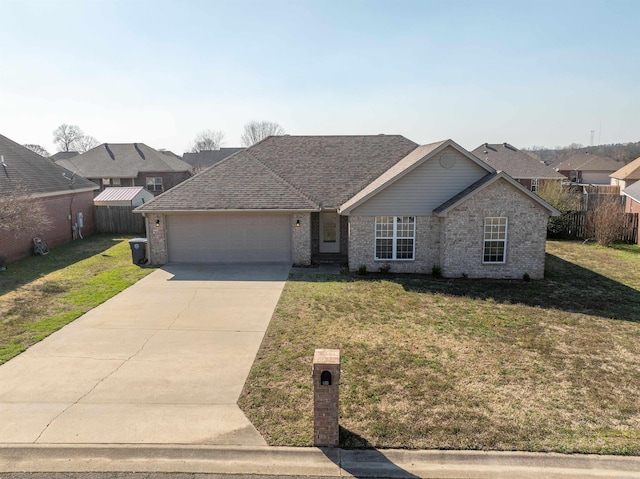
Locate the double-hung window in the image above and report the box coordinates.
[483,217,507,263]
[531,178,539,192]
[375,216,415,260]
[146,177,163,192]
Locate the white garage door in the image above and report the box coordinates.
[166,214,292,263]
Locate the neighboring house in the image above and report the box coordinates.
[55,143,192,195]
[621,182,640,245]
[50,151,79,161]
[93,186,155,207]
[136,135,559,279]
[553,153,626,184]
[610,156,640,190]
[181,148,245,171]
[0,134,99,262]
[472,142,565,191]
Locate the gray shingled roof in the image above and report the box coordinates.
[55,143,192,178]
[50,151,79,161]
[553,153,626,172]
[0,133,98,196]
[182,148,245,170]
[137,135,419,212]
[472,143,565,180]
[622,181,640,203]
[137,151,317,211]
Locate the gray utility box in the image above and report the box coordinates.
[128,238,148,265]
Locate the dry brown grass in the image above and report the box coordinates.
[238,241,640,454]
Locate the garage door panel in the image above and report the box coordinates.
[167,214,291,263]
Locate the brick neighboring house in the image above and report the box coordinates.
[0,134,99,262]
[472,142,565,192]
[136,136,559,279]
[55,143,192,195]
[182,148,245,172]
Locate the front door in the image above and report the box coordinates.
[319,212,340,253]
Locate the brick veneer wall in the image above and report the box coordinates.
[348,215,440,273]
[0,190,95,262]
[292,213,311,265]
[135,172,191,196]
[440,179,549,279]
[313,349,340,447]
[146,213,168,264]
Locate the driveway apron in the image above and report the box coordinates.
[0,263,290,445]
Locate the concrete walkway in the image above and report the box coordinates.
[0,263,290,445]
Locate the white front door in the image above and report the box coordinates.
[319,212,340,253]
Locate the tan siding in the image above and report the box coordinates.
[350,148,488,216]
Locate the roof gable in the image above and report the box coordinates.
[0,133,98,196]
[610,156,640,180]
[55,143,192,178]
[472,143,565,180]
[434,172,561,217]
[339,139,494,214]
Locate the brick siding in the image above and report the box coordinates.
[0,191,95,262]
[347,179,549,279]
[440,179,549,279]
[348,215,440,273]
[292,213,311,265]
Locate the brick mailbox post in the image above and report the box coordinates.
[313,348,340,447]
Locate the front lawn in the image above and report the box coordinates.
[0,235,155,364]
[238,240,640,454]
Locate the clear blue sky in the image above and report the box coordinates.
[1,0,638,155]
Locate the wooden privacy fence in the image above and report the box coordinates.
[95,206,145,234]
[548,210,638,244]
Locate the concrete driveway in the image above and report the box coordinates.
[0,263,290,445]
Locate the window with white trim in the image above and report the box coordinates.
[483,217,507,263]
[146,177,163,192]
[375,216,415,260]
[531,178,539,192]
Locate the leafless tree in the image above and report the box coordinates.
[74,135,100,153]
[189,129,225,152]
[0,182,51,237]
[53,124,85,152]
[240,120,285,147]
[585,196,626,246]
[23,144,50,157]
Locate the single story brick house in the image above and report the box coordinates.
[135,135,559,279]
[55,143,192,195]
[0,133,99,262]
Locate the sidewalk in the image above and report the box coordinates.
[1,444,639,478]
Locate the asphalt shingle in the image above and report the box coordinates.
[0,134,98,196]
[472,143,565,180]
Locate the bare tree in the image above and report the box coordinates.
[23,144,50,157]
[53,124,85,152]
[585,196,626,246]
[240,120,285,147]
[0,182,51,237]
[74,135,100,153]
[189,129,225,153]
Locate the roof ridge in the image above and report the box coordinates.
[244,149,320,208]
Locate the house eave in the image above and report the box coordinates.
[133,208,319,215]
